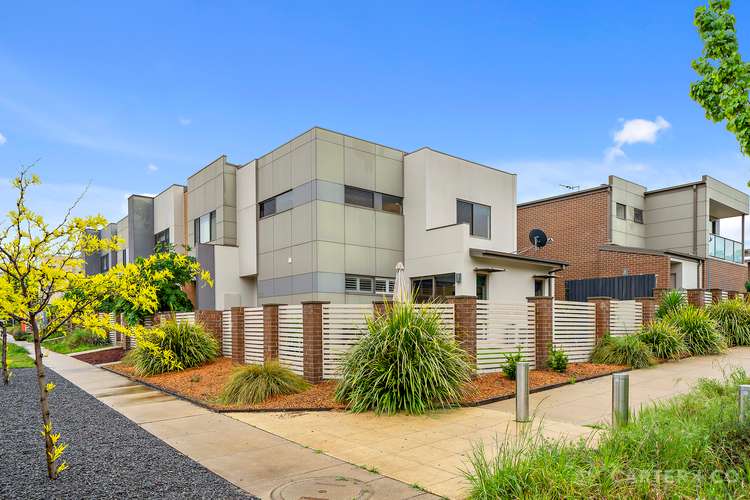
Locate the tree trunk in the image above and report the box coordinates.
[31,318,57,480]
[2,324,8,385]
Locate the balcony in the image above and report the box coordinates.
[708,234,744,264]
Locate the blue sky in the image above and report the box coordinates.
[2,1,750,239]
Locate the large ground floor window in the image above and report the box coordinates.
[412,273,456,302]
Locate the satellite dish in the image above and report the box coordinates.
[529,229,548,248]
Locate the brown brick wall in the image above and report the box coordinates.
[527,296,553,369]
[196,310,222,349]
[588,297,611,341]
[636,297,656,324]
[687,289,706,308]
[449,296,477,371]
[595,249,671,290]
[263,304,280,361]
[302,302,326,383]
[704,258,747,292]
[231,307,245,364]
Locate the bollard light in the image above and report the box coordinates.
[515,361,530,422]
[612,373,629,427]
[740,385,750,423]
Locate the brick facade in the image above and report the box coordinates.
[262,304,280,361]
[588,297,611,341]
[687,288,706,308]
[230,306,245,364]
[704,258,747,293]
[527,296,553,369]
[196,310,222,349]
[449,296,477,371]
[636,297,656,324]
[302,302,326,383]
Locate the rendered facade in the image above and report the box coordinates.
[517,175,750,300]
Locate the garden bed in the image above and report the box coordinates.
[72,347,125,365]
[107,359,627,412]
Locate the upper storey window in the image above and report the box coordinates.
[194,211,216,245]
[457,200,490,238]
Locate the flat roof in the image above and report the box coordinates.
[518,185,610,208]
[469,248,568,268]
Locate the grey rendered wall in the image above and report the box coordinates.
[256,127,404,305]
[128,195,155,261]
[84,229,102,275]
[116,216,129,264]
[195,243,216,310]
[187,156,238,249]
[644,185,707,257]
[609,176,646,247]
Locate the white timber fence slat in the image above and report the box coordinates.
[553,300,596,362]
[721,291,729,301]
[278,305,304,376]
[174,312,196,325]
[244,307,264,364]
[102,312,116,344]
[476,301,535,373]
[322,304,372,379]
[424,303,455,335]
[704,291,713,305]
[609,300,643,336]
[221,310,232,357]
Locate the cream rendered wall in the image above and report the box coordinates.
[236,160,257,278]
[670,257,699,289]
[403,148,518,296]
[115,217,129,264]
[212,245,256,309]
[187,155,238,249]
[153,185,186,251]
[705,176,750,216]
[609,176,646,247]
[645,185,707,257]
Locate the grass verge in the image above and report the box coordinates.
[7,343,34,368]
[464,368,750,499]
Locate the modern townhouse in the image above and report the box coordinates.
[86,127,567,307]
[517,175,750,301]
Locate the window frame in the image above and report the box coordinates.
[615,202,627,220]
[411,273,457,301]
[344,274,375,294]
[155,228,170,247]
[100,254,110,273]
[456,199,491,238]
[476,273,488,300]
[344,186,375,209]
[633,207,644,224]
[194,210,216,245]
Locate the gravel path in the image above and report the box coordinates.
[1,367,255,499]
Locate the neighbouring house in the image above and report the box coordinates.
[517,175,750,301]
[86,127,566,307]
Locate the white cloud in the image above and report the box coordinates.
[605,116,671,162]
[178,117,192,126]
[147,163,158,173]
[0,132,6,145]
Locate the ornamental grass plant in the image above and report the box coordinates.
[655,290,686,319]
[220,361,309,405]
[591,334,655,369]
[666,306,726,356]
[334,299,472,415]
[707,298,750,347]
[636,320,688,360]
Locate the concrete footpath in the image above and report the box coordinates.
[26,344,437,500]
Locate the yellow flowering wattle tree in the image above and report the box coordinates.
[0,169,209,480]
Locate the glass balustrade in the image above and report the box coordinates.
[708,234,744,263]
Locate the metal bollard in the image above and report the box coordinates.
[740,385,750,423]
[515,362,530,422]
[612,373,629,427]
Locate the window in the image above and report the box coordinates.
[259,197,276,218]
[345,186,374,208]
[412,277,434,302]
[616,203,627,220]
[375,277,396,295]
[476,273,488,300]
[633,207,644,224]
[534,279,545,297]
[194,211,216,245]
[155,228,170,247]
[380,194,403,214]
[345,275,374,293]
[411,273,456,301]
[100,254,109,272]
[457,200,491,238]
[121,249,127,265]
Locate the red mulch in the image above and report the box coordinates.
[73,348,125,365]
[107,359,627,412]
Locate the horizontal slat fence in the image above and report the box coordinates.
[174,312,196,325]
[424,303,455,335]
[278,305,304,376]
[476,301,535,373]
[704,291,713,305]
[609,300,642,336]
[222,310,232,357]
[322,304,372,378]
[244,307,264,364]
[553,300,595,362]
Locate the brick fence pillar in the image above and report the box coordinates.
[588,297,611,342]
[372,301,387,318]
[263,304,281,362]
[653,288,669,305]
[636,297,656,325]
[687,288,706,308]
[448,296,477,372]
[527,296,553,369]
[727,290,739,300]
[196,310,222,349]
[302,301,327,384]
[231,306,245,364]
[710,288,723,304]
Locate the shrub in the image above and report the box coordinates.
[220,362,309,405]
[128,321,219,376]
[502,348,524,380]
[591,334,655,369]
[334,300,472,414]
[637,321,687,360]
[547,345,568,373]
[707,298,750,347]
[656,290,686,319]
[667,306,726,356]
[65,328,109,348]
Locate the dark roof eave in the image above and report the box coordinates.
[469,248,569,268]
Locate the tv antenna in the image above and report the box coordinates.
[560,184,580,191]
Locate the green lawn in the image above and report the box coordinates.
[42,328,111,354]
[6,343,34,368]
[43,340,109,354]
